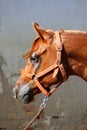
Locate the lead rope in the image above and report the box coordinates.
[23,82,62,130]
[23,96,48,130]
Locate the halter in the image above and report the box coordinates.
[22,30,68,97]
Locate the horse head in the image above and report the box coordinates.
[13,23,68,104]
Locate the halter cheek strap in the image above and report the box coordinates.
[22,30,68,97]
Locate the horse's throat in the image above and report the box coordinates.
[67,56,87,81]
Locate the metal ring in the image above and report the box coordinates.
[40,96,48,108]
[40,102,46,108]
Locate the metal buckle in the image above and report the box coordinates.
[40,96,48,108]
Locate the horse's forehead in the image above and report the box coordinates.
[31,37,47,52]
[32,37,41,48]
[23,37,45,59]
[24,30,55,58]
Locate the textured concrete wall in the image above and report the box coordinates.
[0,1,87,130]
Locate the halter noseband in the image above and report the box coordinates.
[22,30,68,97]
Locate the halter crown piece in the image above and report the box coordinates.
[22,30,68,97]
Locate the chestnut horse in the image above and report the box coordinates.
[13,23,87,104]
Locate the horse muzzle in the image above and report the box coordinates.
[13,83,34,104]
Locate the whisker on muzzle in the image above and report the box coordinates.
[13,86,19,100]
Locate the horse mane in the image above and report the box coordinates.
[64,30,87,36]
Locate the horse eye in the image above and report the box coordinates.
[30,53,39,63]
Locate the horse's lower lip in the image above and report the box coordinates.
[22,94,33,104]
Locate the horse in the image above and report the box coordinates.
[13,23,87,104]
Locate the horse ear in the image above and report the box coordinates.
[32,22,51,40]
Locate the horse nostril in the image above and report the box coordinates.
[22,94,30,104]
[22,92,34,104]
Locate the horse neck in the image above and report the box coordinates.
[62,31,87,81]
